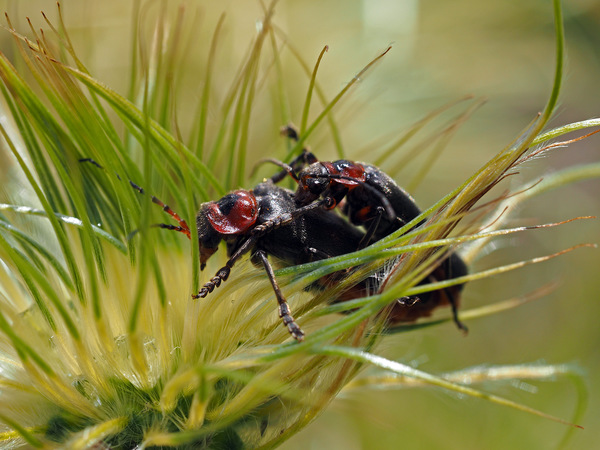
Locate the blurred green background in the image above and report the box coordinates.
[0,0,598,448]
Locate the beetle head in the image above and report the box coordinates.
[295,162,330,204]
[196,190,259,270]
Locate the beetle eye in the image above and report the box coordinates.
[207,190,259,234]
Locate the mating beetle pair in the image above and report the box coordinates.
[116,128,468,341]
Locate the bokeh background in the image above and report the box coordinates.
[0,1,598,448]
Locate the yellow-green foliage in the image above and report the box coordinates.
[0,0,597,448]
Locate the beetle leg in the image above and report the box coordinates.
[193,237,256,298]
[357,206,385,249]
[434,254,468,333]
[254,250,305,341]
[446,289,468,334]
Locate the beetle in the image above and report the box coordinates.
[266,125,469,331]
[82,143,467,339]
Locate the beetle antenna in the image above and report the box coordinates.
[128,181,191,238]
[127,223,191,241]
[254,158,300,182]
[79,158,191,239]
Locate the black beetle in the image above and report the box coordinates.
[265,126,469,331]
